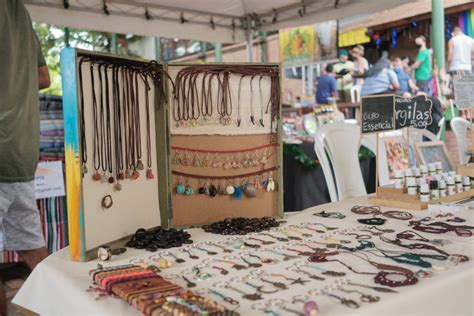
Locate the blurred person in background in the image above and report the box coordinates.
[447,26,473,75]
[393,57,419,97]
[316,63,337,105]
[410,35,431,93]
[361,57,399,96]
[351,45,369,86]
[333,49,354,102]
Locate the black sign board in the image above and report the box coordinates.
[361,95,394,134]
[394,95,433,130]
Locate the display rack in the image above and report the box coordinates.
[61,49,164,261]
[61,50,283,260]
[161,63,283,228]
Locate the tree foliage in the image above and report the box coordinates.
[33,23,142,95]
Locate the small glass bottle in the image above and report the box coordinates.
[463,176,471,191]
[430,180,439,200]
[416,176,425,192]
[413,167,421,180]
[406,177,417,195]
[435,161,443,174]
[446,176,456,196]
[394,170,404,189]
[455,175,463,193]
[439,179,447,198]
[428,163,436,176]
[420,183,430,202]
[404,168,414,188]
[420,165,429,177]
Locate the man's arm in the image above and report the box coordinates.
[447,39,453,66]
[408,78,419,93]
[411,60,421,70]
[388,70,400,90]
[38,65,50,90]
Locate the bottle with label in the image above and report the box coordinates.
[428,163,436,176]
[446,176,456,195]
[435,161,443,174]
[405,169,414,187]
[416,176,425,192]
[439,179,447,198]
[413,167,421,180]
[420,183,430,202]
[406,178,417,195]
[462,176,471,191]
[420,165,428,177]
[455,175,463,193]
[430,180,439,200]
[394,170,404,189]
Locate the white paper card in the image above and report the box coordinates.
[34,161,65,199]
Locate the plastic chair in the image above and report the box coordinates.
[436,117,446,141]
[450,117,471,165]
[314,132,338,202]
[315,122,367,201]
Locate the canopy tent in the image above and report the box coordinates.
[25,0,415,44]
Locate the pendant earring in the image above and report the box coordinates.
[114,182,122,191]
[125,169,132,179]
[100,174,107,183]
[267,175,275,192]
[92,171,101,181]
[226,184,235,195]
[176,178,186,194]
[232,186,244,200]
[146,168,154,180]
[185,180,193,195]
[108,176,115,184]
[218,181,226,195]
[244,182,257,197]
[136,160,145,171]
[118,172,125,181]
[209,183,218,197]
[82,165,88,174]
[131,169,140,180]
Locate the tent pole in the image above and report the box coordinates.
[246,16,253,62]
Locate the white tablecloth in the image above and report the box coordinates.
[13,196,474,316]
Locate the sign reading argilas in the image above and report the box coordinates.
[361,95,433,134]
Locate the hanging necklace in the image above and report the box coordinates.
[78,58,88,175]
[141,74,154,179]
[91,63,101,181]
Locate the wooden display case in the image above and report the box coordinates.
[61,50,283,261]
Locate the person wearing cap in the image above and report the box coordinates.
[333,49,354,102]
[351,45,368,86]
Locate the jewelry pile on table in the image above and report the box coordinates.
[89,208,473,316]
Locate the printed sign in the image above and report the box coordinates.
[361,95,395,134]
[34,161,65,199]
[395,95,433,129]
[454,75,474,109]
[279,25,315,67]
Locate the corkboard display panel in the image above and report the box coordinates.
[62,49,162,260]
[170,134,279,227]
[167,64,277,135]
